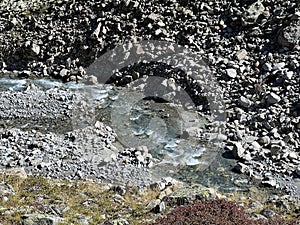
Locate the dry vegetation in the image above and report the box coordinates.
[0,173,299,224]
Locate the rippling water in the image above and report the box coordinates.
[0,77,253,192]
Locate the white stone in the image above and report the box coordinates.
[273,62,285,70]
[285,71,293,79]
[31,43,40,55]
[226,68,237,78]
[239,96,252,108]
[251,141,261,150]
[288,152,298,160]
[59,68,69,77]
[235,49,247,60]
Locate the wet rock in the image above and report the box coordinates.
[86,75,98,85]
[182,127,201,138]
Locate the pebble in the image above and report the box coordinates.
[31,43,40,55]
[288,152,298,160]
[251,141,261,151]
[59,69,69,78]
[273,62,285,70]
[270,144,281,156]
[238,96,252,108]
[266,93,281,104]
[235,49,247,61]
[225,68,237,78]
[234,162,249,174]
[262,63,272,71]
[258,136,270,145]
[231,142,245,159]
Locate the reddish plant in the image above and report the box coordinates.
[150,199,298,225]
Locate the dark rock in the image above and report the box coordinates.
[266,93,281,104]
[234,162,249,174]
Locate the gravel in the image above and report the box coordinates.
[0,0,299,196]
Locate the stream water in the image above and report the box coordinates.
[0,76,261,193]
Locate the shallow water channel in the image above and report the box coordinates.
[0,77,263,193]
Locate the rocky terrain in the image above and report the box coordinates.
[0,0,299,224]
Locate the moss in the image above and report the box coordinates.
[0,173,160,224]
[0,173,299,224]
[225,186,300,220]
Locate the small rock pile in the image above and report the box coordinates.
[117,146,155,168]
[0,121,156,187]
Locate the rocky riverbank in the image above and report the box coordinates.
[0,0,299,224]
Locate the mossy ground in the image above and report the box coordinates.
[0,173,160,224]
[0,173,299,224]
